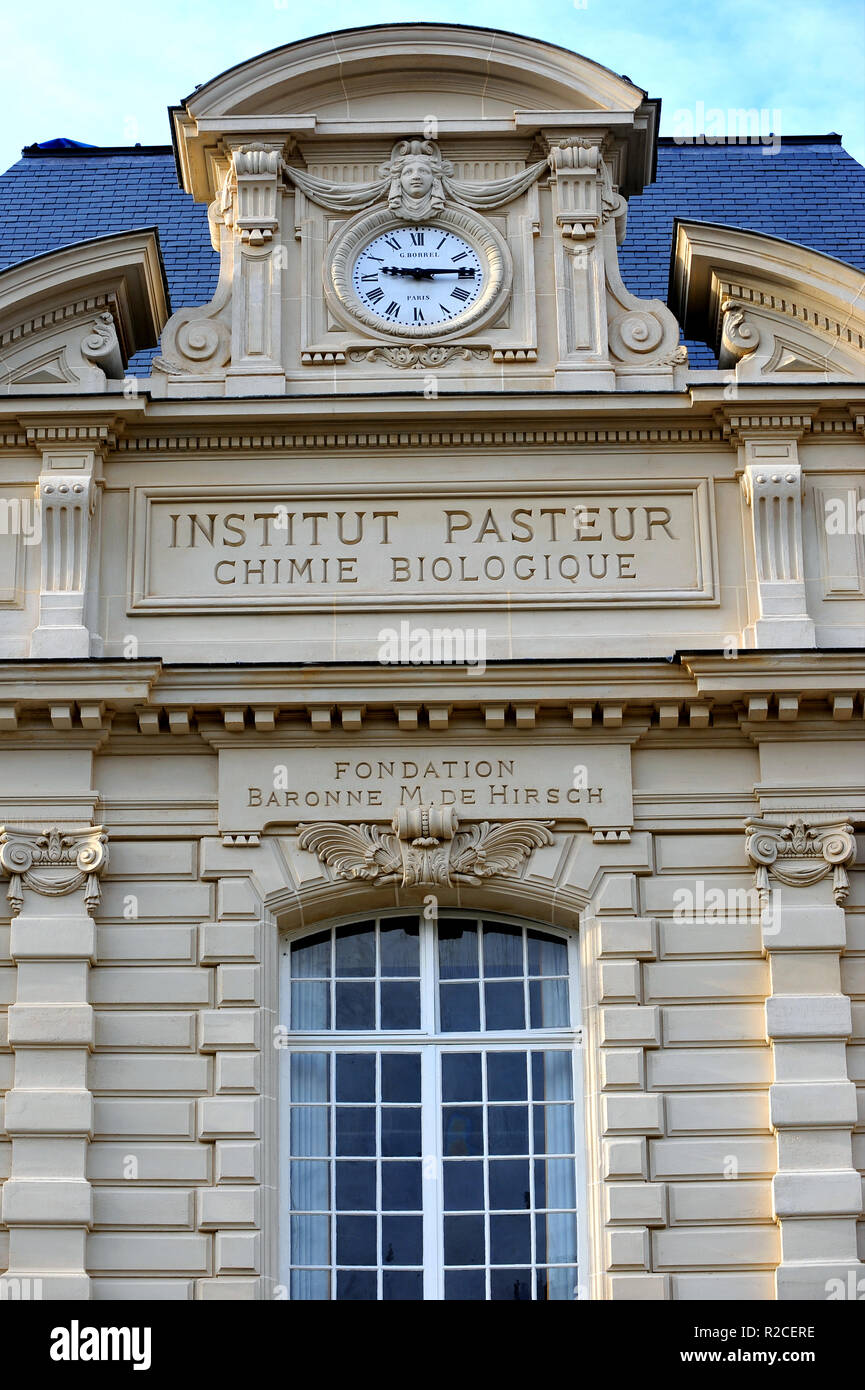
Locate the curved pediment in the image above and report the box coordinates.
[0,230,169,393]
[184,24,646,119]
[173,25,657,202]
[670,221,865,380]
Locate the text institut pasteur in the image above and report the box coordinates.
[0,22,863,1308]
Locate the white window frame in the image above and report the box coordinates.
[278,909,587,1300]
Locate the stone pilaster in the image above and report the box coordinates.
[735,429,816,649]
[745,815,863,1299]
[224,144,288,395]
[26,431,107,659]
[0,824,107,1299]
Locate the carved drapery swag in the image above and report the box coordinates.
[0,825,109,914]
[745,817,856,906]
[284,139,552,220]
[298,804,553,888]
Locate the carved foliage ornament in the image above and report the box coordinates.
[745,817,856,905]
[0,825,108,915]
[298,805,553,889]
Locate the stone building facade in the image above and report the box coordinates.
[0,24,863,1301]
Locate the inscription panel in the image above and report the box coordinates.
[219,741,633,832]
[130,479,716,612]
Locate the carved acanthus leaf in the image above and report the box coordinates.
[297,821,402,883]
[347,344,490,369]
[298,806,553,889]
[449,820,555,884]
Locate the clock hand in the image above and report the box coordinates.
[380,266,478,278]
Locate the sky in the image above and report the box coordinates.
[0,0,863,174]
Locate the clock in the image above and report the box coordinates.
[325,206,512,340]
[351,227,484,329]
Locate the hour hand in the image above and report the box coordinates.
[381,266,477,278]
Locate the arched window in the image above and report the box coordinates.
[279,910,584,1300]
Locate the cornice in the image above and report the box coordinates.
[0,657,859,735]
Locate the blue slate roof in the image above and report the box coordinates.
[1,137,863,374]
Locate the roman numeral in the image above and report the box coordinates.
[385,301,400,318]
[360,274,378,281]
[451,286,470,301]
[384,236,401,250]
[410,231,424,246]
[366,288,384,303]
[451,252,468,263]
[436,236,447,250]
[412,308,425,322]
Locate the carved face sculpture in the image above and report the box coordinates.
[399,157,434,201]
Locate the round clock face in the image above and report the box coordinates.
[351,226,485,329]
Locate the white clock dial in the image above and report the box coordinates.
[351,226,484,328]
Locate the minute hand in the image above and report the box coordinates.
[381,266,478,278]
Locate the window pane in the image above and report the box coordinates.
[534,1157,576,1211]
[440,981,480,1032]
[529,978,569,1028]
[383,1270,423,1300]
[335,922,375,977]
[490,1268,531,1301]
[291,981,330,1030]
[445,1269,485,1300]
[381,1053,421,1103]
[381,1107,422,1158]
[381,1215,423,1265]
[535,1212,578,1265]
[438,921,478,979]
[532,1050,574,1101]
[290,1052,329,1102]
[290,1106,329,1157]
[336,1214,377,1265]
[291,930,331,978]
[380,918,420,976]
[380,981,420,1030]
[482,924,523,977]
[291,1269,329,1300]
[443,1160,484,1211]
[442,1052,482,1102]
[484,981,525,1030]
[336,1269,376,1300]
[291,1160,329,1212]
[442,1106,483,1158]
[537,1266,578,1301]
[336,1107,375,1156]
[488,1105,529,1156]
[335,1161,376,1211]
[487,1051,528,1102]
[381,1161,421,1211]
[335,981,375,1030]
[532,1103,575,1155]
[488,1159,530,1210]
[444,1214,485,1265]
[291,1214,329,1266]
[335,1053,375,1103]
[490,1213,531,1265]
[527,930,567,977]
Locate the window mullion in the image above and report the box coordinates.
[421,1044,442,1300]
